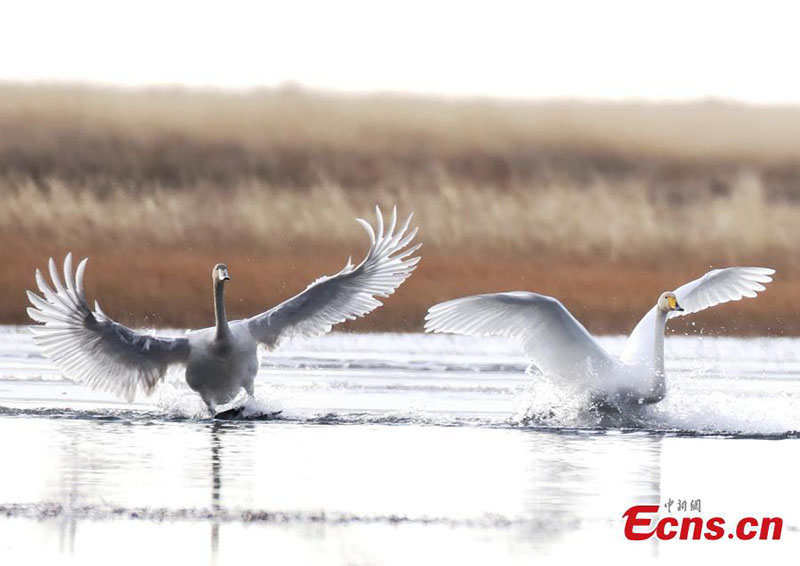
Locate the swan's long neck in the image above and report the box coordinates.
[214,279,231,341]
[651,308,669,401]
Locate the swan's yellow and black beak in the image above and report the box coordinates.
[668,295,684,312]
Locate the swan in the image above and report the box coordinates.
[424,267,775,406]
[27,206,420,416]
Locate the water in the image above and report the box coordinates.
[1,326,799,564]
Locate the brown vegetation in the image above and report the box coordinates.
[1,83,799,335]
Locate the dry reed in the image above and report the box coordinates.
[2,176,798,335]
[1,83,799,334]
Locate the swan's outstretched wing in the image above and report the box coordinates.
[424,292,616,380]
[621,267,775,363]
[246,206,421,347]
[27,254,190,402]
[669,267,776,316]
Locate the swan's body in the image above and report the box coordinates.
[424,267,775,406]
[185,322,260,408]
[27,206,420,415]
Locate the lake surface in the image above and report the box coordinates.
[1,326,798,564]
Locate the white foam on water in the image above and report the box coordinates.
[2,326,800,434]
[154,374,285,419]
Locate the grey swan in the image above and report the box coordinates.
[27,206,420,416]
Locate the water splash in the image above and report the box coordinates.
[2,328,800,435]
[154,380,283,419]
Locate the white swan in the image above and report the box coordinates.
[27,206,420,416]
[424,267,775,405]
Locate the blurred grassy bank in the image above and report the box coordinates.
[1,83,799,335]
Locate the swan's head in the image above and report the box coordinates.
[213,264,231,282]
[657,292,684,313]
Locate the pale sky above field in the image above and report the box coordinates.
[4,0,800,103]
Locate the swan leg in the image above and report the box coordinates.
[212,388,251,420]
[214,406,246,419]
[243,382,257,411]
[203,398,216,418]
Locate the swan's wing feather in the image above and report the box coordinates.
[246,206,421,347]
[671,267,775,317]
[424,292,615,379]
[27,254,190,402]
[621,267,775,363]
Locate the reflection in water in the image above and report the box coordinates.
[517,431,663,557]
[57,424,80,558]
[1,328,799,564]
[1,417,798,564]
[210,422,222,564]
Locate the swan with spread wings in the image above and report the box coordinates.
[27,206,420,416]
[425,267,775,406]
